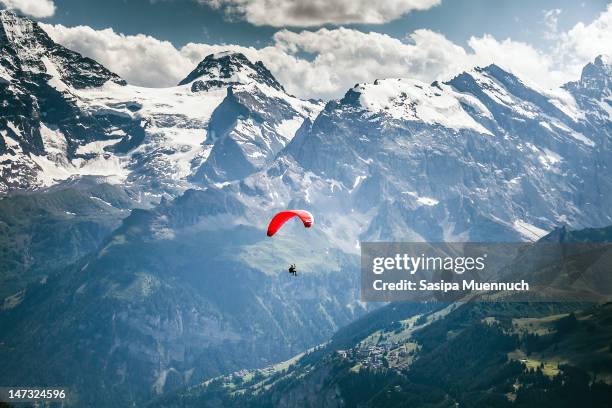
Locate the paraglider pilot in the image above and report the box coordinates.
[266,210,313,278]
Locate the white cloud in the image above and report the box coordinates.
[466,35,572,88]
[0,0,55,18]
[267,28,472,99]
[41,4,612,100]
[42,23,472,98]
[542,8,562,39]
[41,24,214,88]
[554,3,612,74]
[199,0,441,27]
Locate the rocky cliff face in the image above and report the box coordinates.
[0,10,129,192]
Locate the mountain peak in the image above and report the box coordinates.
[476,63,522,83]
[580,54,611,83]
[1,8,36,42]
[177,51,284,92]
[0,9,125,88]
[593,54,611,68]
[445,63,520,93]
[0,9,17,19]
[563,55,611,100]
[0,9,18,20]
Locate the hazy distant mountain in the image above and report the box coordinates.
[155,226,612,408]
[0,178,144,300]
[0,185,364,406]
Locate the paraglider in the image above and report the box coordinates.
[266,210,314,276]
[266,210,314,237]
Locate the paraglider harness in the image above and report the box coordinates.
[288,264,297,276]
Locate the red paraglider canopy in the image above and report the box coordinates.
[267,210,314,237]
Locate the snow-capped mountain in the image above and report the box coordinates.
[563,55,611,127]
[178,51,285,92]
[5,9,609,245]
[0,10,127,192]
[211,56,612,247]
[179,52,321,183]
[0,10,321,195]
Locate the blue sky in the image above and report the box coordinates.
[2,0,610,99]
[40,0,609,49]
